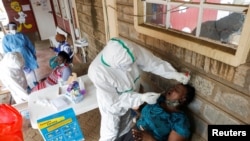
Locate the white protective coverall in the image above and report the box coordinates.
[0,52,29,103]
[88,37,190,141]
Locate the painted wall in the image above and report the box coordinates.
[75,0,106,59]
[2,0,38,33]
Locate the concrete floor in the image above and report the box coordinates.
[22,39,100,141]
[22,109,101,141]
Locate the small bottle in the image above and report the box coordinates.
[58,77,64,87]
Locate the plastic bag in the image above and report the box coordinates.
[0,104,23,141]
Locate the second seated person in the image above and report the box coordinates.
[88,37,191,141]
[49,33,73,69]
[32,51,72,92]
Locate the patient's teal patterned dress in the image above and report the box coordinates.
[136,96,191,141]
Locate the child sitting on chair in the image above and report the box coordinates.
[49,33,73,69]
[32,51,72,92]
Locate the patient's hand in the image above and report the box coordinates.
[132,129,156,141]
[49,47,55,50]
[132,106,139,110]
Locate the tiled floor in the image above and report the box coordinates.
[22,40,101,141]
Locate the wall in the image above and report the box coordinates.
[3,0,38,33]
[75,0,106,62]
[2,0,39,43]
[76,0,250,141]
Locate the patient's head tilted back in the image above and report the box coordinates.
[164,83,195,108]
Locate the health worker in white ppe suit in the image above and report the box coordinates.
[0,52,29,103]
[88,37,191,141]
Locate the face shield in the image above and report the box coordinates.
[8,23,17,34]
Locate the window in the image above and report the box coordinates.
[134,0,250,67]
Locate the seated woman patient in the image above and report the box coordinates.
[117,83,195,141]
[32,51,72,92]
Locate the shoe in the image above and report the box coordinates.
[33,81,39,86]
[27,86,32,93]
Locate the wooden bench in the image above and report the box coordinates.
[49,27,68,48]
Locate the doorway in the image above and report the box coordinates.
[30,0,56,40]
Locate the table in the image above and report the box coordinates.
[28,75,98,129]
[0,83,10,95]
[0,85,10,95]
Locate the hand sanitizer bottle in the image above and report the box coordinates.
[58,77,64,87]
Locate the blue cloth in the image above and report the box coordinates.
[49,56,58,69]
[53,41,73,64]
[2,32,38,70]
[53,41,73,58]
[136,96,191,141]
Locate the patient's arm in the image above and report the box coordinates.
[132,129,156,141]
[132,128,187,141]
[168,130,187,141]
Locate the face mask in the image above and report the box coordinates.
[165,99,180,107]
[59,63,65,66]
[9,30,16,34]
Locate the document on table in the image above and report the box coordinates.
[50,95,72,110]
[37,108,85,141]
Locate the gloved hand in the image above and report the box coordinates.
[174,72,191,84]
[23,66,32,73]
[141,92,161,104]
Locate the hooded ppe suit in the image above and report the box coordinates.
[0,52,29,103]
[88,37,190,141]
